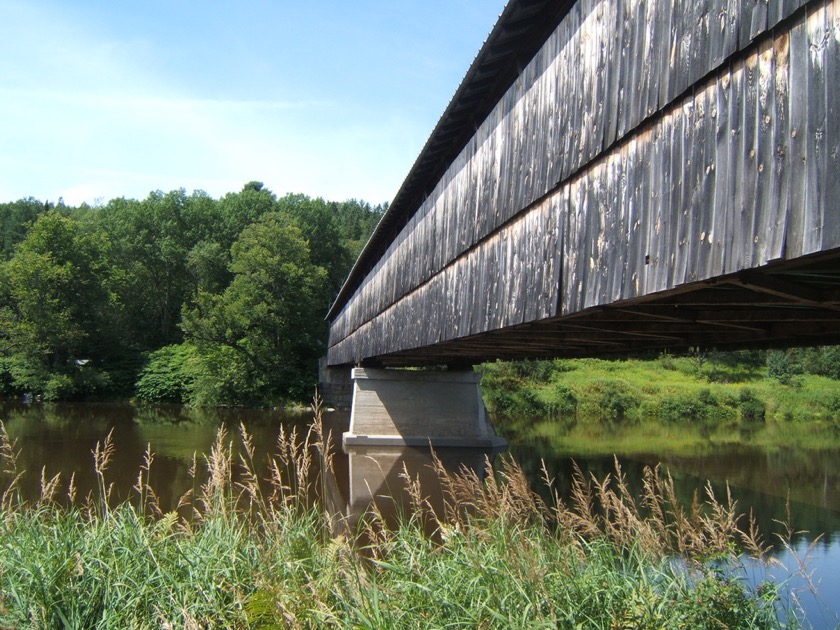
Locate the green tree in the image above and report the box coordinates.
[278,194,354,296]
[93,189,223,349]
[0,198,49,259]
[181,212,327,405]
[135,343,203,403]
[332,199,387,258]
[0,211,119,399]
[186,240,231,294]
[216,182,279,247]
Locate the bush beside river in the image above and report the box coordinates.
[477,349,840,454]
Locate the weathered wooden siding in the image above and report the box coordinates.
[328,0,839,366]
[564,3,840,314]
[329,197,560,363]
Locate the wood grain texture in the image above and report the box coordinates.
[328,0,838,366]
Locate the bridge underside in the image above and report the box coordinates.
[327,0,840,371]
[364,248,840,367]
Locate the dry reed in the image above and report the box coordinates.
[0,401,773,566]
[0,398,800,628]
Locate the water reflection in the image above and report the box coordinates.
[1,399,838,627]
[0,400,320,512]
[2,399,838,544]
[338,445,500,537]
[508,441,840,550]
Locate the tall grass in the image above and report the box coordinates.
[0,407,798,628]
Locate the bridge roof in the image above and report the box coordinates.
[328,0,572,319]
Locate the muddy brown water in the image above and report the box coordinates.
[1,399,838,627]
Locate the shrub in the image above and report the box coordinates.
[800,346,840,380]
[0,358,16,396]
[479,370,548,418]
[828,393,840,416]
[546,383,577,431]
[549,383,578,417]
[596,380,640,425]
[697,388,716,406]
[552,359,577,374]
[135,344,202,403]
[511,359,555,383]
[659,352,677,371]
[767,351,803,385]
[659,389,731,436]
[659,394,708,425]
[738,388,766,424]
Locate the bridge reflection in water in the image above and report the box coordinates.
[325,442,502,539]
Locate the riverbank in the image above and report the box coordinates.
[0,418,794,628]
[477,352,840,456]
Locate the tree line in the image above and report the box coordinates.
[0,183,385,406]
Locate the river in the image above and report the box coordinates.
[1,399,838,628]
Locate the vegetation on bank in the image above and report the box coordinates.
[0,187,384,407]
[478,348,840,453]
[0,412,795,628]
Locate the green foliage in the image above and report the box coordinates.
[0,197,49,259]
[479,361,577,424]
[186,240,231,293]
[739,388,766,424]
[135,344,202,403]
[332,199,387,258]
[0,186,384,405]
[659,352,677,371]
[671,571,782,629]
[92,189,224,349]
[658,388,737,437]
[550,382,578,417]
[185,344,257,407]
[0,211,123,399]
[703,350,766,383]
[0,425,791,629]
[481,353,840,450]
[767,350,803,385]
[181,213,328,405]
[479,368,547,418]
[277,193,354,295]
[660,393,710,425]
[594,379,640,425]
[0,358,13,395]
[791,346,840,380]
[509,359,555,382]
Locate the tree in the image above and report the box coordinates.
[186,240,231,294]
[217,182,279,248]
[0,211,119,399]
[333,199,387,258]
[278,194,354,296]
[181,212,327,405]
[0,198,50,259]
[92,189,223,349]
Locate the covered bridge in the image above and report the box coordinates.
[323,0,840,445]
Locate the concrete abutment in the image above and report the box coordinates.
[342,367,507,449]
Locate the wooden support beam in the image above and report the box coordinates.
[732,273,840,312]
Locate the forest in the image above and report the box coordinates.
[0,184,385,406]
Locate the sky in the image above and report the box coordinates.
[0,0,508,207]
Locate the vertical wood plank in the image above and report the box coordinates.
[824,0,840,250]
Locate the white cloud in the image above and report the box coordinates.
[0,0,504,207]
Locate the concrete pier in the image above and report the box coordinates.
[343,368,506,448]
[318,358,353,410]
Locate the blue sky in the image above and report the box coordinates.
[0,1,507,206]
